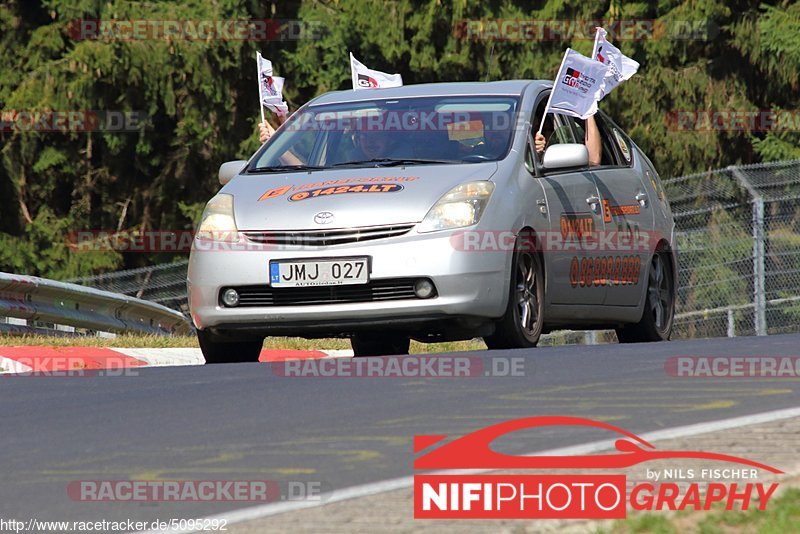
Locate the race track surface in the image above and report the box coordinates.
[2,334,800,524]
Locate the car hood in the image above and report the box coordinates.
[223,162,498,231]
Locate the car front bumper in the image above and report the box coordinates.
[187,229,510,337]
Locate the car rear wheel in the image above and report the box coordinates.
[616,249,675,343]
[350,333,410,357]
[197,329,264,363]
[484,235,544,349]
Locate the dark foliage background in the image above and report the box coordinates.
[1,0,797,277]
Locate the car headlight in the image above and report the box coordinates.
[417,181,495,233]
[196,194,239,242]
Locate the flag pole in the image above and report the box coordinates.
[349,52,357,91]
[591,27,601,60]
[538,49,570,134]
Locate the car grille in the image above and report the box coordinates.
[242,224,416,247]
[223,278,434,307]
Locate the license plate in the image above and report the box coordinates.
[269,258,369,288]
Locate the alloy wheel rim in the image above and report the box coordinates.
[647,253,672,331]
[516,253,539,335]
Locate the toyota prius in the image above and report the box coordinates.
[188,80,676,362]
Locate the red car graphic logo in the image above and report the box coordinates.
[414,416,782,473]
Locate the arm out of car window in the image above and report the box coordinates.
[584,115,601,166]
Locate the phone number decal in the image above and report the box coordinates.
[289,183,403,201]
[570,255,641,288]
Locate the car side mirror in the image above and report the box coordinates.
[218,160,247,185]
[542,144,589,171]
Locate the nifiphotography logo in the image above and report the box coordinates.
[413,416,782,519]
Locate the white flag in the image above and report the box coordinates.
[542,48,609,124]
[592,27,639,99]
[256,52,288,116]
[350,52,403,90]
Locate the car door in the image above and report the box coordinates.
[533,104,607,306]
[568,112,654,306]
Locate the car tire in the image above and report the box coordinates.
[197,329,264,364]
[484,234,544,349]
[351,333,410,357]
[616,248,675,343]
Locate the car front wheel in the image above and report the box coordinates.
[484,235,544,349]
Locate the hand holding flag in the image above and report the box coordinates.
[350,52,403,90]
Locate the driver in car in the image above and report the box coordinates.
[334,113,403,164]
[353,127,391,160]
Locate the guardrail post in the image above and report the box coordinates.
[727,309,736,338]
[585,331,598,345]
[730,167,767,336]
[753,198,767,335]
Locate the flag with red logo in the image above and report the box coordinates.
[350,52,403,90]
[541,48,609,127]
[592,27,639,99]
[256,52,288,116]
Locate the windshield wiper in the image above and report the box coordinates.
[330,158,456,168]
[248,164,326,173]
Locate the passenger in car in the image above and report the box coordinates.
[258,113,287,144]
[534,115,601,166]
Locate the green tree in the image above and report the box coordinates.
[1,0,799,279]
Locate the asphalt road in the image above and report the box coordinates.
[2,334,800,526]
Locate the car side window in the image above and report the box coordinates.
[550,114,576,146]
[565,116,619,167]
[531,105,576,165]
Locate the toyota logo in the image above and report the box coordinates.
[314,211,334,224]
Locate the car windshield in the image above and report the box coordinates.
[249,95,520,172]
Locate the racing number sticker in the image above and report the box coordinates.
[569,255,641,288]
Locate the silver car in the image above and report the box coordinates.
[188,80,676,362]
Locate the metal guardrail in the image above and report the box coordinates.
[66,260,189,313]
[0,272,190,336]
[673,295,800,338]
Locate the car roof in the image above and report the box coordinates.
[308,80,552,106]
